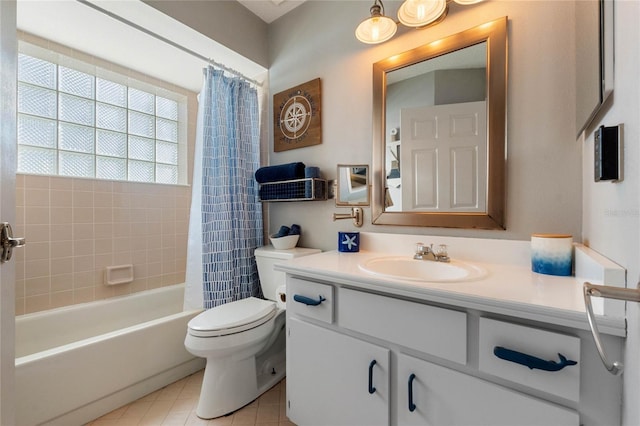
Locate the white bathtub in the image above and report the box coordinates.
[15,283,204,426]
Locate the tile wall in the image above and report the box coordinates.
[15,32,198,315]
[14,176,192,315]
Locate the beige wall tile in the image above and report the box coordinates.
[73,286,94,304]
[113,251,133,266]
[25,242,50,261]
[51,257,72,276]
[73,207,94,224]
[51,291,74,308]
[73,223,94,240]
[50,190,72,208]
[51,273,73,292]
[24,175,49,189]
[24,259,50,280]
[50,240,73,259]
[25,294,50,314]
[95,253,113,270]
[73,255,95,273]
[51,207,72,224]
[25,188,49,207]
[15,298,25,316]
[72,178,94,192]
[49,176,73,190]
[73,191,94,208]
[24,276,50,297]
[95,285,115,300]
[94,223,112,239]
[73,239,94,256]
[73,271,96,289]
[25,207,50,225]
[94,207,113,223]
[94,192,113,208]
[25,224,50,243]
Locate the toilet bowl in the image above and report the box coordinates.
[184,246,320,419]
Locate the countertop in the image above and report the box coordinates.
[275,249,626,336]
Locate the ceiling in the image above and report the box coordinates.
[16,0,269,92]
[237,0,306,24]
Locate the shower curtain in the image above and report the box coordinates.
[184,67,263,310]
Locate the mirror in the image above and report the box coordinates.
[372,17,507,229]
[336,164,370,206]
[575,0,614,136]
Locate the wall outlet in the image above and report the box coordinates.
[594,124,623,182]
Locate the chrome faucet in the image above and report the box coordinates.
[413,242,450,262]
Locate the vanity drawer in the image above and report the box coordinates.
[478,317,581,402]
[287,277,334,324]
[338,288,467,364]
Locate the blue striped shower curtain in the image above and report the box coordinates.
[184,67,263,310]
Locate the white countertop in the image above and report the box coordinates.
[275,246,626,337]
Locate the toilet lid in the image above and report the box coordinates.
[188,297,276,337]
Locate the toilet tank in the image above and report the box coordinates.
[255,246,321,301]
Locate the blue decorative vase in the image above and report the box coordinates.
[531,234,573,276]
[338,232,360,253]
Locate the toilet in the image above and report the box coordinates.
[184,245,320,419]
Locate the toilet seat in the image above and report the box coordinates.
[188,297,277,337]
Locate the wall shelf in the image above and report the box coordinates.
[259,178,327,202]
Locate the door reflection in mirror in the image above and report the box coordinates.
[336,164,369,206]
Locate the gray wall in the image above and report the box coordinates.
[581,2,640,425]
[385,68,485,140]
[144,0,269,68]
[267,1,581,251]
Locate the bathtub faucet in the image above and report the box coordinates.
[413,242,450,262]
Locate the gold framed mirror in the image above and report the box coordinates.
[336,164,370,206]
[372,17,507,229]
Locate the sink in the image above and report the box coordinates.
[359,256,486,283]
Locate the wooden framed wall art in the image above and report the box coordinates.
[273,78,321,152]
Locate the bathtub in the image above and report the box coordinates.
[15,283,204,426]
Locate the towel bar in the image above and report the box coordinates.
[583,281,640,375]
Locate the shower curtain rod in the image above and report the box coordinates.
[76,0,263,87]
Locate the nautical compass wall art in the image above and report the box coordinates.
[273,78,322,152]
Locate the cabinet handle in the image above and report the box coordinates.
[408,373,417,412]
[293,294,326,306]
[368,360,377,394]
[493,346,577,371]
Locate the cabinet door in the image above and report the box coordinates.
[287,317,390,426]
[397,353,579,426]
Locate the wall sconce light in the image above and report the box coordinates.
[355,0,485,44]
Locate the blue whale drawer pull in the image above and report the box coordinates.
[293,294,326,306]
[494,346,577,371]
[408,373,417,412]
[368,360,377,394]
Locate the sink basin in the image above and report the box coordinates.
[359,256,486,283]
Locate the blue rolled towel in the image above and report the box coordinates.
[289,224,301,235]
[255,162,306,184]
[272,226,290,238]
[304,166,320,178]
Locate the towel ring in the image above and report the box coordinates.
[583,281,640,375]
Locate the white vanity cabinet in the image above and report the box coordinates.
[288,318,390,425]
[397,353,578,426]
[286,275,622,426]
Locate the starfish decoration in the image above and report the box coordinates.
[342,234,358,250]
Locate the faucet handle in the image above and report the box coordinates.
[415,242,425,253]
[434,244,448,256]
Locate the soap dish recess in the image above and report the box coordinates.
[105,264,134,286]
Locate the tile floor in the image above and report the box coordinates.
[86,369,295,426]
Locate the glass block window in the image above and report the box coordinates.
[17,49,186,185]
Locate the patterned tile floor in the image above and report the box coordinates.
[86,370,295,426]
